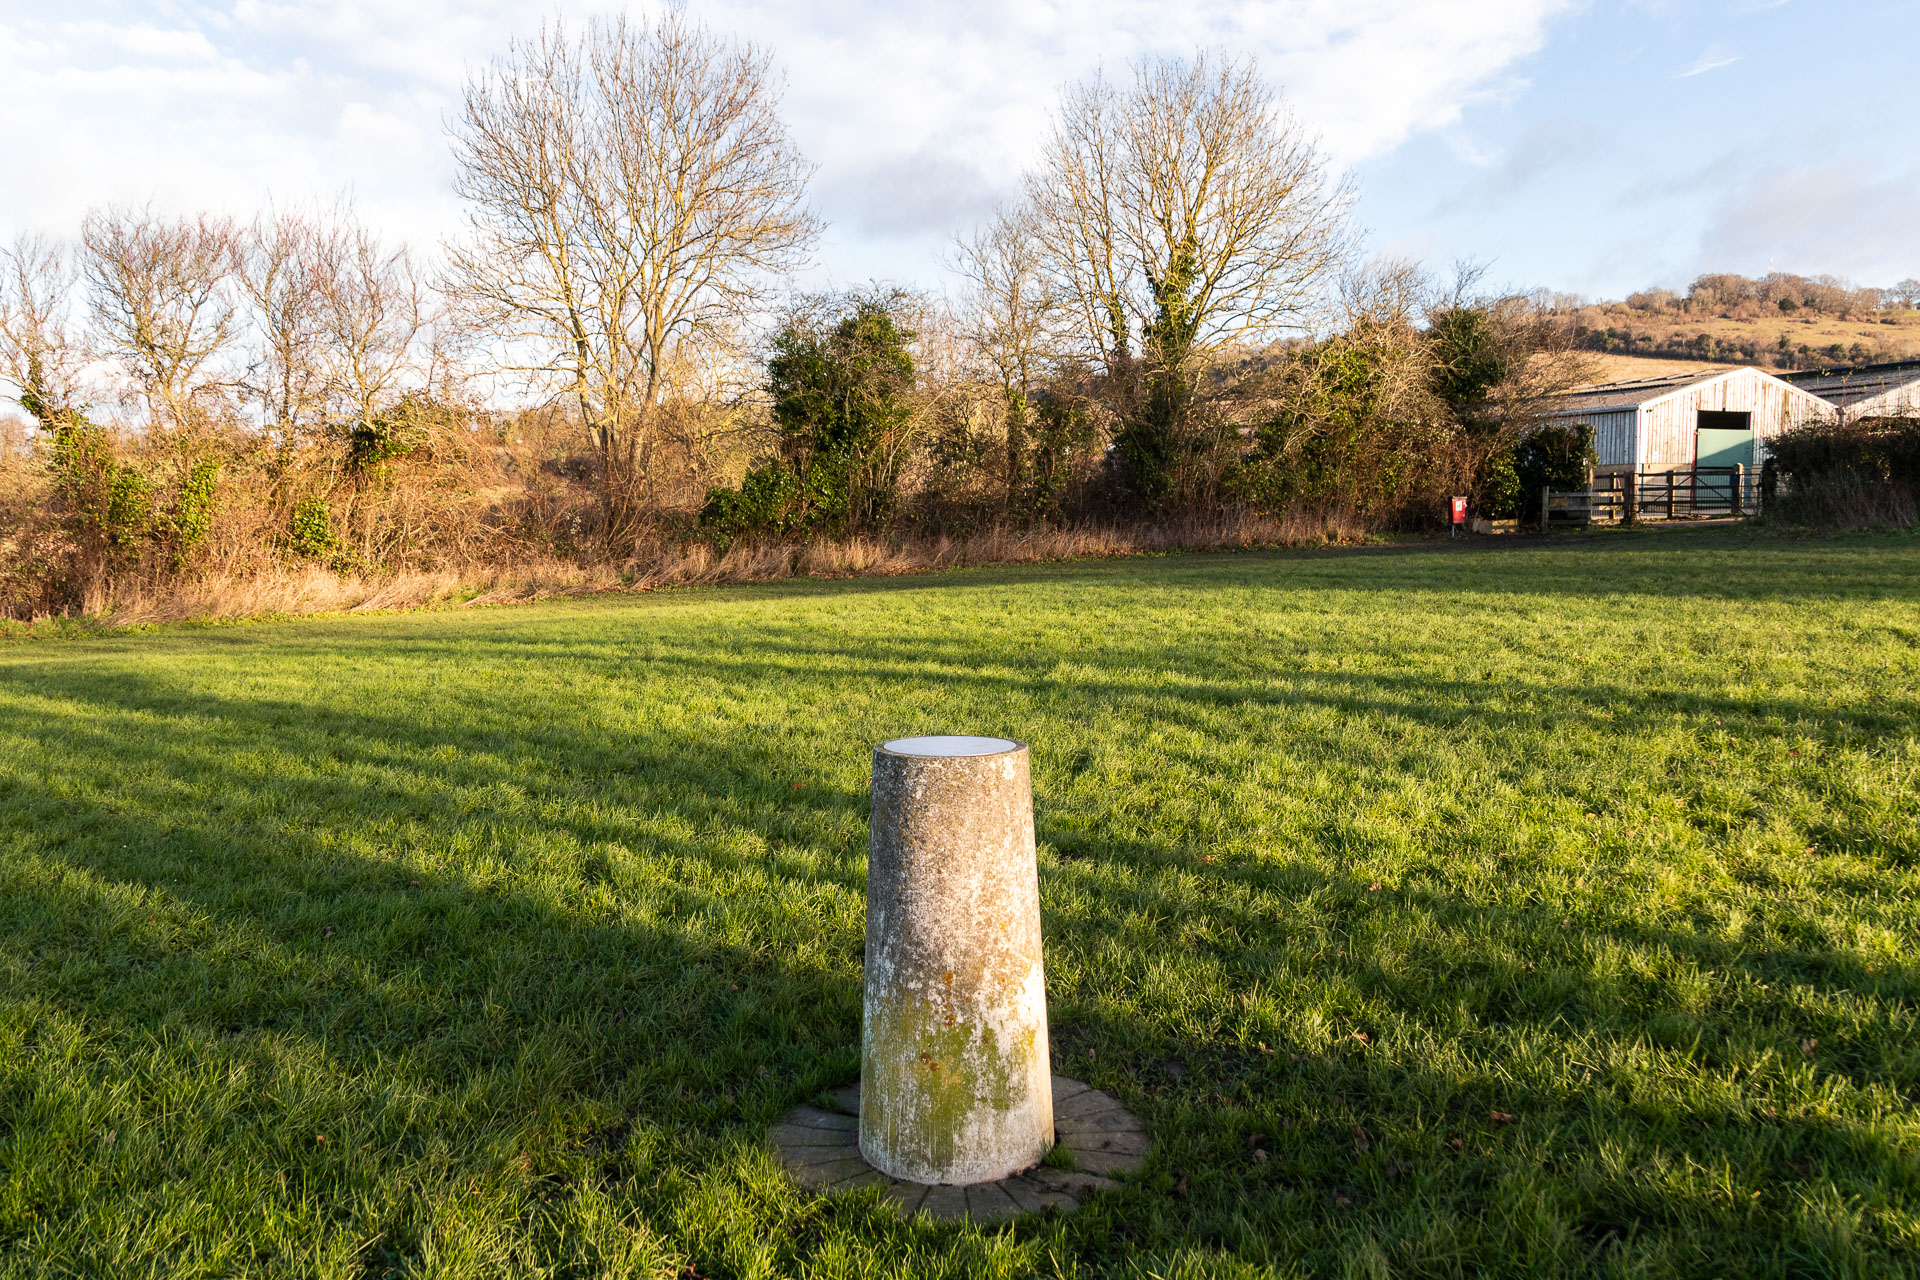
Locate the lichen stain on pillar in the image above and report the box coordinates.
[861,736,1054,1185]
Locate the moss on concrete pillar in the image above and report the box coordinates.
[860,735,1053,1185]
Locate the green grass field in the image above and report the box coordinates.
[2,529,1917,1279]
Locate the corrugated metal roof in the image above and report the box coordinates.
[1782,359,1920,408]
[1548,369,1727,415]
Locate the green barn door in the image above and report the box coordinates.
[1695,410,1753,512]
[1695,410,1753,469]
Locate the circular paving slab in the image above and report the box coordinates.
[769,1075,1146,1224]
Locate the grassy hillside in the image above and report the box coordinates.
[1578,354,1739,384]
[1573,306,1920,373]
[2,531,1917,1278]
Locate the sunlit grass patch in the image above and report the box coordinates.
[1,527,1916,1278]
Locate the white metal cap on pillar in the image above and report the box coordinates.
[860,735,1054,1185]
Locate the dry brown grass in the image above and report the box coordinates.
[1578,308,1920,373]
[1580,354,1741,383]
[77,509,1367,626]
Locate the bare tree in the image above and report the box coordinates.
[241,208,328,443]
[651,323,759,500]
[1026,75,1131,375]
[311,214,427,444]
[953,202,1060,404]
[951,202,1066,505]
[81,206,243,434]
[0,233,88,425]
[1023,52,1351,508]
[447,12,819,549]
[1027,52,1352,380]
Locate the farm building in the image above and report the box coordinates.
[1784,359,1920,420]
[1543,366,1833,477]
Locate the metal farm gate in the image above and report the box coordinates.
[1543,465,1757,527]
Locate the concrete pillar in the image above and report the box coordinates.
[860,735,1053,1185]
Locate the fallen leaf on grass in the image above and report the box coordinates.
[1800,1038,1818,1055]
[1489,1111,1515,1125]
[1351,1126,1369,1152]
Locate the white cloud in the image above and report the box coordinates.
[1677,43,1740,76]
[0,0,1576,283]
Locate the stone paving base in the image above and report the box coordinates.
[769,1075,1147,1224]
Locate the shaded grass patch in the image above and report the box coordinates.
[1,528,1917,1277]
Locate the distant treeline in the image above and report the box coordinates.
[1,17,1610,623]
[1571,327,1889,371]
[1560,271,1920,370]
[1627,272,1916,317]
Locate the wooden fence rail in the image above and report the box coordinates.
[1545,465,1756,528]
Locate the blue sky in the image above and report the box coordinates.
[0,1,1913,303]
[1363,0,1920,297]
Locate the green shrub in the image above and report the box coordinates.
[288,497,337,559]
[1768,417,1920,487]
[1765,416,1920,527]
[1478,449,1521,520]
[103,470,154,547]
[699,462,805,549]
[1230,326,1448,525]
[1026,395,1099,523]
[702,295,918,543]
[164,460,220,566]
[344,395,433,476]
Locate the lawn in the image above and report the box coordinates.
[1,528,1917,1279]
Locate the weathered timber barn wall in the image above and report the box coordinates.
[1639,370,1830,470]
[1856,382,1920,417]
[1577,409,1638,470]
[1786,360,1920,420]
[1545,368,1833,473]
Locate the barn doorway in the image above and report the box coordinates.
[1694,410,1754,514]
[1695,410,1754,468]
